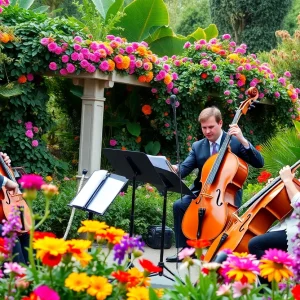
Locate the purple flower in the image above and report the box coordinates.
[25,130,33,139]
[113,235,144,264]
[27,74,34,81]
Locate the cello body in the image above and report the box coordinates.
[182,150,248,240]
[204,167,300,262]
[0,162,31,233]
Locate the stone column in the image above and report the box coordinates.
[77,78,114,177]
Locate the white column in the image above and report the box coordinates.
[78,78,114,177]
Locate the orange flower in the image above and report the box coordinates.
[187,239,211,249]
[135,136,141,143]
[112,270,131,283]
[122,56,130,69]
[33,231,56,241]
[201,73,208,79]
[142,104,152,115]
[138,75,147,83]
[145,71,153,82]
[121,146,127,151]
[0,32,10,43]
[211,45,221,53]
[164,112,168,116]
[287,90,293,97]
[107,59,115,71]
[18,75,27,84]
[137,46,147,56]
[163,73,172,85]
[239,74,246,83]
[255,145,262,151]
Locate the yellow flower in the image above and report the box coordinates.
[87,276,113,300]
[34,237,68,259]
[226,269,257,284]
[259,259,293,282]
[127,286,149,300]
[232,252,249,258]
[127,268,150,287]
[154,289,164,298]
[78,220,108,234]
[45,175,53,182]
[41,184,59,198]
[67,239,92,267]
[227,53,239,61]
[65,272,90,292]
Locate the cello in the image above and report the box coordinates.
[0,154,31,232]
[204,160,300,262]
[182,87,259,241]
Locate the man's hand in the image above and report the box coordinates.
[0,152,11,167]
[279,166,294,184]
[172,165,178,173]
[5,178,19,195]
[228,124,249,148]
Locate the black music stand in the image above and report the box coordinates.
[103,149,194,280]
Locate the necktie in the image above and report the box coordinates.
[212,142,218,155]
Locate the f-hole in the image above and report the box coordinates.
[5,190,11,205]
[239,214,251,232]
[216,189,223,206]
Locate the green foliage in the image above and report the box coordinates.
[32,179,86,238]
[260,127,300,175]
[176,0,212,37]
[0,81,22,98]
[242,182,263,204]
[210,0,292,52]
[282,0,300,34]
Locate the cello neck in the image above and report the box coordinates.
[0,154,15,182]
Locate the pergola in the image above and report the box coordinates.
[62,71,149,178]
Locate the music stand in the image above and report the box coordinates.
[103,149,194,280]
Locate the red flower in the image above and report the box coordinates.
[0,237,8,254]
[33,231,56,241]
[255,145,262,151]
[111,270,131,283]
[187,239,211,249]
[201,73,208,79]
[41,253,62,267]
[139,259,162,273]
[257,170,272,183]
[292,284,300,300]
[22,293,38,300]
[142,104,152,115]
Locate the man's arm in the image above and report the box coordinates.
[0,152,11,167]
[0,174,18,195]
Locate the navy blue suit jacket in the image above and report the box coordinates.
[179,131,264,207]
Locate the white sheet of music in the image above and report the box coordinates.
[87,176,125,214]
[70,170,108,207]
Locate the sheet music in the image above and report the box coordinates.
[87,176,126,214]
[147,155,175,173]
[70,170,108,207]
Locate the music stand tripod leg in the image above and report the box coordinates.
[150,187,176,281]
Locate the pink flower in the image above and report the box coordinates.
[17,120,22,124]
[199,39,206,45]
[211,64,217,71]
[227,99,233,104]
[27,73,34,81]
[34,285,60,300]
[224,90,230,96]
[274,91,280,98]
[60,69,68,76]
[163,64,170,72]
[173,88,179,94]
[262,248,294,266]
[216,284,231,296]
[135,60,143,68]
[99,60,109,71]
[47,42,57,52]
[178,247,195,260]
[74,36,83,43]
[125,46,134,53]
[172,72,178,80]
[18,174,45,190]
[106,35,115,41]
[87,64,96,73]
[25,130,33,139]
[33,126,39,133]
[232,282,252,298]
[164,123,170,128]
[3,262,26,275]
[64,177,70,181]
[184,42,191,48]
[49,62,57,71]
[284,71,291,77]
[66,63,76,73]
[25,121,33,130]
[40,38,50,46]
[54,47,62,55]
[80,60,89,68]
[110,139,117,147]
[229,79,234,85]
[32,140,39,147]
[73,43,81,51]
[222,34,231,40]
[165,98,171,104]
[214,75,221,83]
[71,52,79,61]
[119,191,125,196]
[278,77,286,86]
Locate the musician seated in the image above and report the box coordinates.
[248,166,300,283]
[0,152,29,265]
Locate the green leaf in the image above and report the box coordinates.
[70,85,83,98]
[149,35,187,56]
[105,0,123,23]
[204,24,218,41]
[293,120,300,133]
[32,5,49,13]
[149,287,160,300]
[126,122,141,137]
[188,27,206,41]
[91,0,115,19]
[113,0,169,42]
[0,82,22,99]
[13,0,35,9]
[145,26,173,44]
[145,141,160,155]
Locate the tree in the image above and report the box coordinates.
[175,0,212,36]
[210,0,292,53]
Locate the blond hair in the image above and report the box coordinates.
[198,106,222,123]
